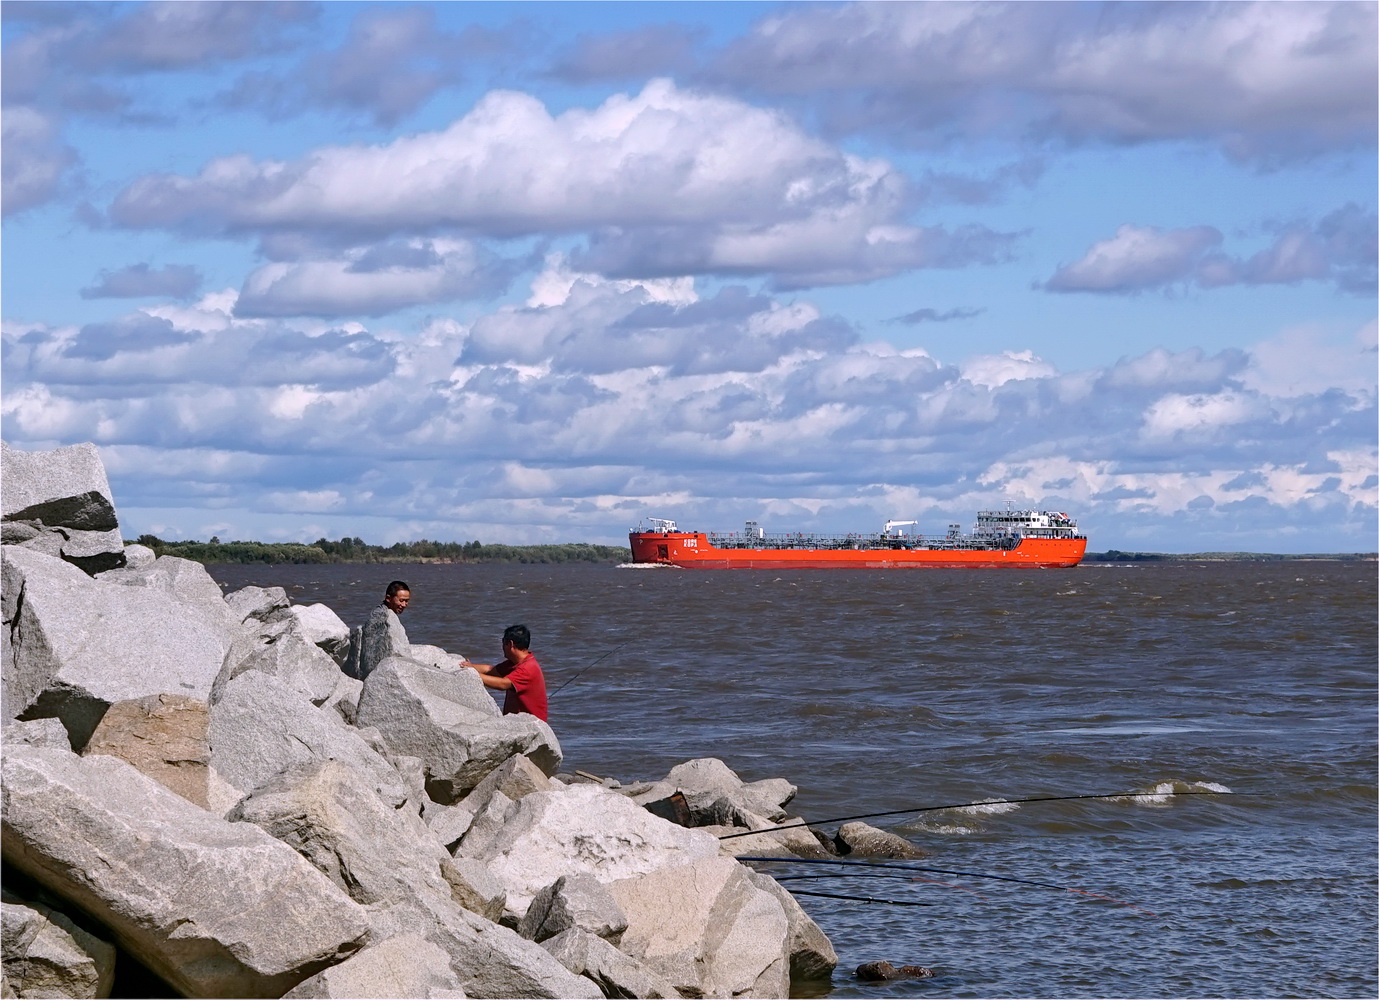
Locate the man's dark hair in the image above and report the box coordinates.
[385,580,410,597]
[503,624,531,650]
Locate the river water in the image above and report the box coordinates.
[208,560,1378,999]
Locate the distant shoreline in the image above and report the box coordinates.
[130,535,1376,566]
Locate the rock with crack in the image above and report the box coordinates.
[518,872,628,945]
[1,888,117,999]
[212,616,342,708]
[282,934,466,999]
[208,672,410,807]
[606,855,791,999]
[229,758,598,999]
[2,746,370,998]
[457,782,719,920]
[540,928,679,999]
[95,555,240,639]
[2,546,230,749]
[1,442,125,575]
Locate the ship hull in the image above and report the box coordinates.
[628,532,1086,569]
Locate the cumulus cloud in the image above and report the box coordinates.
[108,79,1017,289]
[709,1,1377,160]
[219,6,502,126]
[1045,224,1224,293]
[1,106,76,215]
[3,269,1372,550]
[81,263,203,299]
[1046,207,1377,294]
[235,239,521,317]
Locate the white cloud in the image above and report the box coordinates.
[1,106,77,216]
[1045,224,1223,293]
[4,267,1373,551]
[1046,207,1376,295]
[108,80,1015,290]
[712,1,1377,159]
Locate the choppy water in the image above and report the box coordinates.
[209,560,1378,999]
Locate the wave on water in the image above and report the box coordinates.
[1110,778,1234,805]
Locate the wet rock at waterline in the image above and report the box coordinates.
[855,960,936,980]
[835,820,930,859]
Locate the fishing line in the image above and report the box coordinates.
[718,789,1229,840]
[551,639,633,695]
[773,872,990,901]
[738,856,1157,915]
[786,889,935,907]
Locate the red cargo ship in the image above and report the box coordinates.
[628,508,1086,569]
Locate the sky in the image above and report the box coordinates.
[2,1,1376,553]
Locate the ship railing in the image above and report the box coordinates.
[704,531,1019,551]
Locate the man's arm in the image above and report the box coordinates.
[464,661,515,690]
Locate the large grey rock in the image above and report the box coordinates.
[540,928,678,1000]
[357,655,559,803]
[423,800,475,852]
[441,856,507,923]
[212,617,341,707]
[835,821,930,859]
[458,783,720,918]
[518,873,627,945]
[1,442,118,532]
[228,760,472,918]
[633,757,797,825]
[2,546,231,748]
[606,856,791,999]
[409,643,471,671]
[348,605,410,679]
[209,672,410,806]
[1,746,369,998]
[81,692,210,808]
[94,555,239,638]
[282,934,465,999]
[706,812,837,860]
[121,542,156,569]
[225,585,291,626]
[1,890,116,999]
[458,752,551,818]
[744,870,838,982]
[289,603,351,664]
[230,760,596,1000]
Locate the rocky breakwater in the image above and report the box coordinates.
[1,441,839,999]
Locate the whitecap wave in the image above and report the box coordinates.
[1113,779,1234,805]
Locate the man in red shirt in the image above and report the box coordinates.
[465,624,548,722]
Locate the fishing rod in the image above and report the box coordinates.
[551,639,633,695]
[718,788,1229,840]
[738,856,1157,914]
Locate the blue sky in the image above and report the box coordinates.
[2,1,1375,553]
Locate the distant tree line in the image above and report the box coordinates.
[1086,550,1376,562]
[132,535,632,565]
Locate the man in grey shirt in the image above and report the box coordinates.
[348,580,412,679]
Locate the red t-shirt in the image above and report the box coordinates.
[495,654,548,722]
